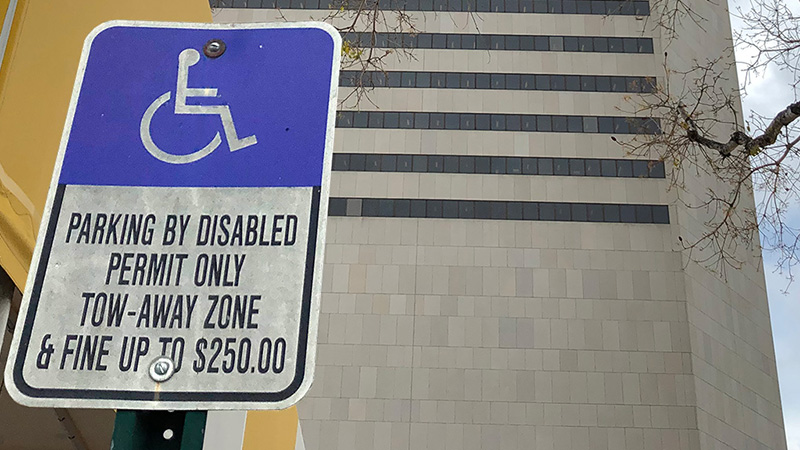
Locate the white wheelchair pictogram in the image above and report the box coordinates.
[139,48,257,164]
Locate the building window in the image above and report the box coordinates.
[215,0,651,15]
[331,154,666,178]
[337,32,654,54]
[341,71,657,93]
[336,112,661,134]
[329,197,670,223]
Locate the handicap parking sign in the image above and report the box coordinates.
[5,21,341,410]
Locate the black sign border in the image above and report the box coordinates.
[13,183,320,403]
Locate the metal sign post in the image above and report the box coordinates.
[111,410,206,450]
[4,20,340,413]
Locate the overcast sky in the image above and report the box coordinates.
[729,4,800,447]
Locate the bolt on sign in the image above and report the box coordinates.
[4,21,341,410]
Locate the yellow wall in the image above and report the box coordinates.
[0,0,211,289]
[243,408,299,450]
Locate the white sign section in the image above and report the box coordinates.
[4,21,341,410]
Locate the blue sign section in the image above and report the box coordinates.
[59,25,336,188]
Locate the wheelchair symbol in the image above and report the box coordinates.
[139,48,257,164]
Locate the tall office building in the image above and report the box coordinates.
[218,2,784,449]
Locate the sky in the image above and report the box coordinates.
[729,5,800,448]
[767,254,800,450]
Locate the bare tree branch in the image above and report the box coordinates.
[682,101,800,158]
[620,0,800,281]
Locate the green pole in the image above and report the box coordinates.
[110,410,207,450]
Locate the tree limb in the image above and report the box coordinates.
[682,101,800,158]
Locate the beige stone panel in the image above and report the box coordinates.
[349,49,660,75]
[339,88,643,115]
[334,129,647,159]
[331,172,669,203]
[215,8,655,35]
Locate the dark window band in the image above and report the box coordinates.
[340,32,653,54]
[340,71,656,93]
[336,111,661,134]
[332,153,666,178]
[213,0,651,15]
[329,197,669,223]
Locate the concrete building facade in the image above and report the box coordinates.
[213,2,787,449]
